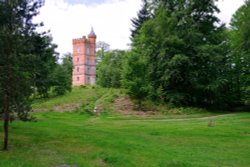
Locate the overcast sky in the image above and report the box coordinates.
[35,0,245,55]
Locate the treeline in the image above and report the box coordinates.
[0,0,72,150]
[32,51,72,98]
[97,0,250,109]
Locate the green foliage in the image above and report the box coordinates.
[95,88,122,112]
[130,0,151,39]
[0,0,52,150]
[122,51,150,108]
[97,50,127,88]
[83,101,96,115]
[125,0,234,108]
[50,53,72,96]
[30,35,58,98]
[230,0,250,104]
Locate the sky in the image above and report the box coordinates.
[34,0,245,55]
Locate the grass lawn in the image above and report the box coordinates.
[0,87,250,167]
[0,112,249,167]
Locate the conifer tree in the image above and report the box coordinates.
[0,0,53,150]
[130,0,151,39]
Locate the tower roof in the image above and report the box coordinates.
[88,27,96,37]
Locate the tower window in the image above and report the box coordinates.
[77,67,79,72]
[77,77,80,81]
[86,47,90,54]
[77,46,80,53]
[77,57,79,62]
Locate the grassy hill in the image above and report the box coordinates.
[0,87,250,167]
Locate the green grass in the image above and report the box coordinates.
[32,86,108,112]
[0,87,250,167]
[0,112,250,167]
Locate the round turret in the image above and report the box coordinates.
[88,27,97,38]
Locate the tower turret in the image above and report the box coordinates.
[88,27,97,44]
[88,27,96,38]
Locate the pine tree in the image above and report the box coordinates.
[130,0,151,39]
[23,33,58,99]
[0,0,51,150]
[33,35,58,98]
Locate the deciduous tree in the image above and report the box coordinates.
[50,53,72,96]
[97,50,126,88]
[230,0,250,104]
[127,0,231,107]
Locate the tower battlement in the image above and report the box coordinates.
[72,36,87,44]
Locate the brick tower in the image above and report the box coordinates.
[72,28,97,86]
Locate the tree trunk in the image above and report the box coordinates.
[33,75,37,99]
[3,93,10,151]
[3,113,9,151]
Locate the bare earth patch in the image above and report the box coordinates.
[112,96,158,116]
[113,96,134,114]
[53,103,81,112]
[34,103,81,112]
[126,113,237,121]
[33,108,49,112]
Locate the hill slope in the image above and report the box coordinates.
[0,87,249,166]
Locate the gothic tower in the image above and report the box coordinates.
[72,28,97,86]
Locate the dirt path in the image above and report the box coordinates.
[123,113,237,121]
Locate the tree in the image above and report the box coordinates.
[97,50,127,88]
[130,0,151,40]
[0,0,51,150]
[128,0,231,107]
[50,53,72,96]
[122,51,150,109]
[230,0,250,104]
[29,34,58,98]
[96,41,110,63]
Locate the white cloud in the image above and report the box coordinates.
[35,0,141,55]
[35,0,244,55]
